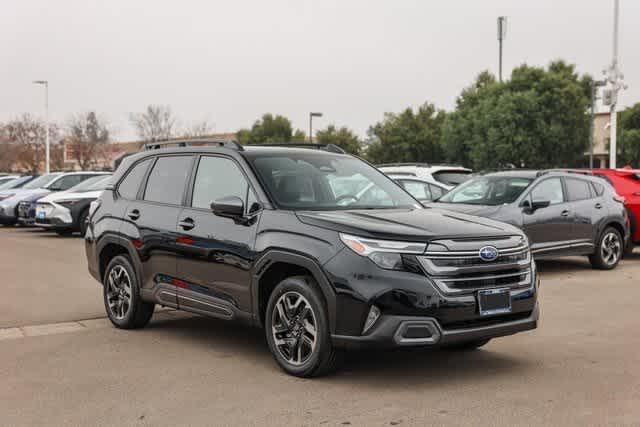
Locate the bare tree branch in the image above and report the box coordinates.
[129,105,176,143]
[3,113,60,173]
[66,111,110,171]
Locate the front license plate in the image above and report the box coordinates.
[478,288,512,316]
[37,211,46,220]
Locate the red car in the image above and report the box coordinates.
[590,168,640,247]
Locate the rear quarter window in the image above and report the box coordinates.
[117,158,153,200]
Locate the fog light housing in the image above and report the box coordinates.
[362,305,381,334]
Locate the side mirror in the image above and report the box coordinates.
[211,196,244,218]
[523,199,550,212]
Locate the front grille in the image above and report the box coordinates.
[17,202,33,218]
[418,236,532,295]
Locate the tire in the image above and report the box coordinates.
[265,276,342,377]
[78,209,89,237]
[444,339,491,351]
[589,227,623,270]
[103,255,154,329]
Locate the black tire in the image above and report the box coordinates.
[265,275,342,377]
[444,339,491,351]
[589,227,623,270]
[103,255,154,329]
[78,209,89,237]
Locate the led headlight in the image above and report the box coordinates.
[339,233,426,270]
[56,199,79,209]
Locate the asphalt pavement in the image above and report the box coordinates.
[1,226,639,426]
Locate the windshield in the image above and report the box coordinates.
[247,152,420,210]
[0,176,33,190]
[433,170,472,186]
[22,174,61,190]
[438,176,533,205]
[67,175,112,193]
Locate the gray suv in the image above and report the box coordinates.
[431,170,629,269]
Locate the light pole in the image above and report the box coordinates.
[590,80,607,169]
[497,16,507,82]
[33,80,50,174]
[603,0,627,169]
[309,112,323,144]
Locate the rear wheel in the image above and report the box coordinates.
[265,276,342,377]
[589,227,623,270]
[103,255,154,329]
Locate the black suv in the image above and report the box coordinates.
[431,171,630,269]
[85,141,539,377]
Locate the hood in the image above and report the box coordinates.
[296,207,522,242]
[40,190,102,203]
[429,202,505,218]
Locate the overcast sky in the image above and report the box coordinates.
[2,0,638,141]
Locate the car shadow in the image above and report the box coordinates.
[536,257,593,275]
[146,314,531,387]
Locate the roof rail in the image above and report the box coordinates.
[143,139,244,151]
[536,169,594,177]
[247,143,346,154]
[376,162,431,168]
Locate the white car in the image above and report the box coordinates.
[388,174,449,204]
[377,163,472,190]
[35,174,112,236]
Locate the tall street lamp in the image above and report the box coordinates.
[590,80,607,169]
[497,16,507,82]
[33,80,50,174]
[309,112,323,144]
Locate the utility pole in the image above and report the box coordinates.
[33,80,50,174]
[603,0,627,169]
[497,16,507,82]
[590,80,607,169]
[309,112,322,144]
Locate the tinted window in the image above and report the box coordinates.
[531,178,564,205]
[48,175,85,191]
[23,174,61,189]
[430,184,445,199]
[439,176,532,205]
[118,159,152,199]
[191,157,248,209]
[144,156,192,205]
[399,180,432,201]
[566,178,592,201]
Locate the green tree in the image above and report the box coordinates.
[619,103,640,167]
[315,125,361,155]
[237,113,306,145]
[365,102,446,164]
[443,61,592,170]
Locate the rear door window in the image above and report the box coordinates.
[143,156,193,205]
[118,159,152,200]
[565,178,593,201]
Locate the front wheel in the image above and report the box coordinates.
[265,276,342,377]
[589,227,623,270]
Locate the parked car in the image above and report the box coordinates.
[586,168,640,251]
[0,175,20,187]
[0,175,37,191]
[377,163,472,191]
[430,170,629,269]
[86,141,538,377]
[35,174,113,236]
[388,174,448,204]
[0,172,109,226]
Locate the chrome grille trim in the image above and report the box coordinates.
[418,237,532,295]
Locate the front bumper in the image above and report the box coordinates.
[0,205,17,224]
[332,303,539,349]
[34,204,73,229]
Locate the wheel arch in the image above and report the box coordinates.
[96,234,142,285]
[252,250,337,333]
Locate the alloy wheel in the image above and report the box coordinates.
[601,232,621,266]
[271,291,318,366]
[106,265,132,319]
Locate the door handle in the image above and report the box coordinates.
[595,203,602,209]
[561,210,570,217]
[127,209,140,221]
[178,217,195,230]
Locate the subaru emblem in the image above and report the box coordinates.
[479,246,499,262]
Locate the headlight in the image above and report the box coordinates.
[56,199,79,209]
[339,233,426,270]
